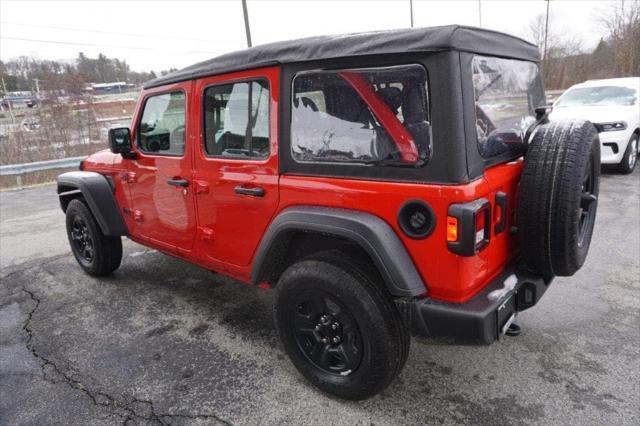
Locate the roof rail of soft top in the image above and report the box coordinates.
[144,25,540,89]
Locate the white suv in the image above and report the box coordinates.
[550,77,640,174]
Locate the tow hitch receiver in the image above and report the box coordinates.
[496,294,516,340]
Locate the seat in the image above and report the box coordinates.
[376,86,402,115]
[402,86,431,160]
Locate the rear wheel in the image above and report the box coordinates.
[617,133,638,174]
[65,199,122,277]
[274,251,409,400]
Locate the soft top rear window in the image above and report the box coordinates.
[472,56,544,158]
[291,64,431,167]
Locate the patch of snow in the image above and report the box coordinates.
[488,274,518,301]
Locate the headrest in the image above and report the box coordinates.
[376,86,402,113]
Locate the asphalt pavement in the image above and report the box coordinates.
[1,169,639,425]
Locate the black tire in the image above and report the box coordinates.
[617,133,638,174]
[274,251,409,400]
[65,199,122,277]
[518,119,600,277]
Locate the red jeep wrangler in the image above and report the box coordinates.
[57,26,600,400]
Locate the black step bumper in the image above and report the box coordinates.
[410,263,552,344]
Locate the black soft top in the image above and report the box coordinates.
[144,25,539,89]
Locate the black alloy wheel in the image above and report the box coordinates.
[290,289,362,376]
[578,152,597,248]
[70,216,94,265]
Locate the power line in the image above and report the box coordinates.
[1,36,151,50]
[0,36,217,55]
[0,21,219,43]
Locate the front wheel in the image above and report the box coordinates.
[617,133,638,174]
[65,199,122,277]
[274,252,409,400]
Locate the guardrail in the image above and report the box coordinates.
[0,156,85,178]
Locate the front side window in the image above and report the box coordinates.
[291,64,430,166]
[138,91,186,156]
[203,80,270,159]
[473,56,544,158]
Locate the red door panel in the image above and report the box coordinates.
[127,81,197,253]
[192,67,280,268]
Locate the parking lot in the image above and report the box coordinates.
[1,169,638,425]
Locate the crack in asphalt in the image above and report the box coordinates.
[21,286,231,425]
[1,253,70,280]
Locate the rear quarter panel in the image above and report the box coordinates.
[278,158,521,303]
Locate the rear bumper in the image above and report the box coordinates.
[410,263,552,344]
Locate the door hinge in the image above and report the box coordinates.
[193,180,210,195]
[122,172,136,184]
[123,207,142,222]
[198,226,214,241]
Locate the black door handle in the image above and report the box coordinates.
[234,186,265,197]
[167,178,189,187]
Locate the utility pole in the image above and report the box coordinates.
[478,0,482,27]
[242,0,252,48]
[543,0,550,66]
[410,0,414,28]
[1,75,16,124]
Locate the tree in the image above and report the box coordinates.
[598,0,640,76]
[524,13,584,89]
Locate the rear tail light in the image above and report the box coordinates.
[447,198,491,256]
[446,216,458,242]
[475,207,486,244]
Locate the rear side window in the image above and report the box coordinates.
[291,64,430,166]
[203,80,270,159]
[472,56,544,158]
[138,91,186,156]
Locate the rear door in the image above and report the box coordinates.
[468,55,544,278]
[128,81,197,253]
[192,67,280,267]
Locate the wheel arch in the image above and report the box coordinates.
[57,171,128,236]
[251,206,427,298]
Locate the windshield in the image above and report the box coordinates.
[555,86,637,107]
[472,56,545,158]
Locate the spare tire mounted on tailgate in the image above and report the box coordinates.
[518,119,600,278]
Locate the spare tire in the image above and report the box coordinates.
[518,119,600,277]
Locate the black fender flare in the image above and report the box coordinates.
[57,171,128,236]
[251,206,426,298]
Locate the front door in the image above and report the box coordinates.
[192,67,280,268]
[128,82,197,253]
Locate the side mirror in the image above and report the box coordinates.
[108,127,136,159]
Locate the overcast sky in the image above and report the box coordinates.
[0,0,618,73]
